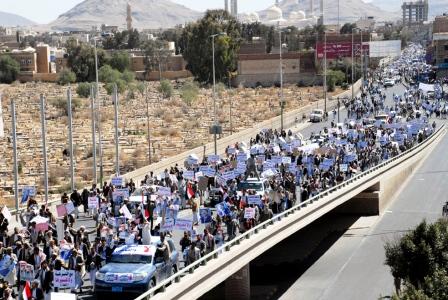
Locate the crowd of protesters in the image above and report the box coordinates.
[0,44,442,300]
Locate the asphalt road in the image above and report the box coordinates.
[279,85,448,300]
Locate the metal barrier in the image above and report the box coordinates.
[135,123,446,300]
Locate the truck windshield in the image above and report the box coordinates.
[238,182,263,191]
[110,254,153,264]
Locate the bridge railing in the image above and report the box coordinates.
[135,123,446,300]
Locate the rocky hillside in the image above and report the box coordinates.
[49,0,202,31]
[0,11,35,27]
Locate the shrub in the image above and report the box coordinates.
[76,82,92,98]
[57,69,76,85]
[158,79,173,98]
[181,81,200,105]
[0,55,20,84]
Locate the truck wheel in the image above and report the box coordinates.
[146,278,156,299]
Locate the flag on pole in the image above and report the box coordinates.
[187,184,194,199]
[21,188,30,203]
[1,206,11,222]
[22,281,32,300]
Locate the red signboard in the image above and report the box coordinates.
[316,42,370,59]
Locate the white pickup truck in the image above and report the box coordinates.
[309,109,324,122]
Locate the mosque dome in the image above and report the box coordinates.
[265,5,283,20]
[249,12,260,22]
[289,10,306,21]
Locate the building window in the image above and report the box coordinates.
[444,58,448,63]
[445,45,448,51]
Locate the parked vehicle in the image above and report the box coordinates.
[309,109,324,122]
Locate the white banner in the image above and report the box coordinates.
[54,270,76,288]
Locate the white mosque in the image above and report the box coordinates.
[239,0,322,28]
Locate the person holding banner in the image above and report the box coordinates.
[34,261,53,300]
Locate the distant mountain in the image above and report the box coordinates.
[0,11,35,27]
[49,0,202,31]
[369,0,447,18]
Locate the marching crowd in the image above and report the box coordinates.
[0,44,443,300]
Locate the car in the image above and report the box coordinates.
[237,177,270,197]
[383,79,395,87]
[95,241,179,298]
[309,109,324,122]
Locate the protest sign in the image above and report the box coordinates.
[112,189,129,203]
[88,197,99,209]
[271,156,282,164]
[199,208,212,223]
[183,170,195,181]
[237,153,247,162]
[282,156,292,165]
[339,164,348,172]
[207,155,220,163]
[204,168,216,178]
[174,219,193,232]
[119,205,133,220]
[157,186,171,197]
[65,202,75,214]
[111,177,123,187]
[21,186,36,203]
[56,205,67,218]
[222,170,235,181]
[227,147,236,154]
[256,155,265,165]
[54,270,76,288]
[198,177,209,192]
[36,223,49,232]
[288,164,297,174]
[1,206,11,222]
[247,195,261,206]
[160,219,174,232]
[19,262,34,282]
[0,255,16,278]
[244,207,256,219]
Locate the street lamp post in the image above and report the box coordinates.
[351,28,355,100]
[210,32,226,155]
[94,38,103,187]
[279,25,285,132]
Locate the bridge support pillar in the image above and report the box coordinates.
[335,182,381,216]
[225,264,250,300]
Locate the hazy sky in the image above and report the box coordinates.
[0,0,275,24]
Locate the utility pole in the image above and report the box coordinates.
[113,84,120,176]
[90,86,97,185]
[210,33,225,155]
[145,83,152,165]
[11,99,19,220]
[324,30,327,113]
[39,95,49,205]
[279,23,285,131]
[67,88,75,192]
[360,30,364,89]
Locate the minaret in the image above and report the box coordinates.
[230,0,238,17]
[310,0,314,17]
[126,2,132,31]
[224,0,229,12]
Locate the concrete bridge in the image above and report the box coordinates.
[135,124,447,300]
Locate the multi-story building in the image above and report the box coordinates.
[431,15,448,77]
[402,0,428,26]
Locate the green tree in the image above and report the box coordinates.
[181,81,199,105]
[158,79,173,98]
[340,23,357,34]
[327,70,345,92]
[385,219,448,297]
[66,39,108,82]
[99,65,121,83]
[57,69,76,85]
[109,51,130,72]
[127,29,140,49]
[0,55,20,84]
[182,9,241,84]
[142,39,171,79]
[99,65,134,95]
[76,82,92,98]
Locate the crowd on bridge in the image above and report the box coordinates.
[0,43,442,300]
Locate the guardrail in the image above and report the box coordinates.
[135,123,446,300]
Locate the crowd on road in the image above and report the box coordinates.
[0,43,443,300]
